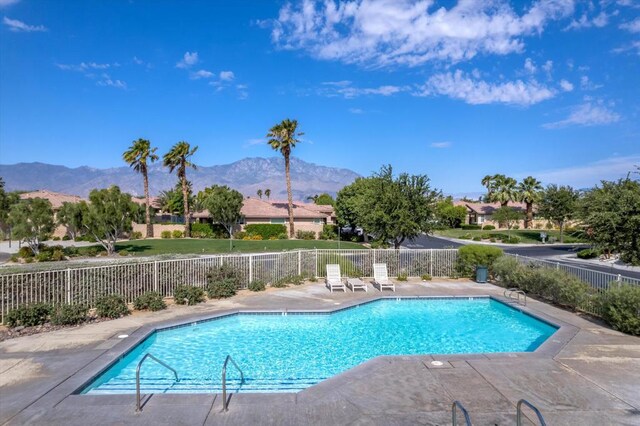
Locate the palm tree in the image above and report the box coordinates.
[307,194,319,202]
[163,141,198,237]
[264,188,271,199]
[267,119,303,238]
[123,138,158,238]
[518,176,543,229]
[257,189,263,199]
[486,174,518,207]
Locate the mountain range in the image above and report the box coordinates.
[0,157,361,199]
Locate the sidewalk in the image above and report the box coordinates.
[551,253,640,273]
[433,233,587,249]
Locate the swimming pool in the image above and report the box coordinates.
[81,298,557,394]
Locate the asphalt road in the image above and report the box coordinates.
[403,234,640,281]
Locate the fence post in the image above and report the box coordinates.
[556,262,560,270]
[430,250,433,277]
[298,251,301,276]
[66,268,71,304]
[249,255,253,283]
[315,249,318,278]
[154,261,159,292]
[617,274,622,288]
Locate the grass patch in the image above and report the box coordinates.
[78,238,367,256]
[435,229,585,244]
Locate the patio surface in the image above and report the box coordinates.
[1,280,639,425]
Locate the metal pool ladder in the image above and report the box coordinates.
[136,353,179,412]
[504,288,527,306]
[517,399,546,426]
[452,401,472,425]
[221,355,245,412]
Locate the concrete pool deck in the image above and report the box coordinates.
[1,280,639,425]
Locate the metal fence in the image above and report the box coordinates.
[0,249,458,322]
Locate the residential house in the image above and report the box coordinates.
[454,201,546,229]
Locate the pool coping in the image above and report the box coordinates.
[67,294,578,402]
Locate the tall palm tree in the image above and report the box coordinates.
[518,176,543,229]
[267,119,303,238]
[264,188,271,200]
[163,141,198,237]
[257,189,263,199]
[485,174,517,207]
[123,138,158,238]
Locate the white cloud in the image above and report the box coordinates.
[219,71,235,81]
[3,16,46,32]
[612,40,640,55]
[0,0,21,7]
[559,79,574,91]
[542,60,553,73]
[415,70,556,106]
[580,75,603,90]
[56,62,117,72]
[319,80,405,98]
[522,155,640,188]
[620,18,640,32]
[430,142,452,148]
[348,107,364,114]
[270,0,575,67]
[322,80,352,87]
[565,11,610,30]
[96,73,127,89]
[190,69,214,79]
[524,58,537,74]
[543,102,620,128]
[176,51,199,68]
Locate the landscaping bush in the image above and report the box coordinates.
[273,275,304,287]
[243,234,263,240]
[5,303,52,327]
[172,230,184,239]
[456,245,503,278]
[206,264,242,298]
[36,251,52,262]
[397,273,408,281]
[599,285,640,335]
[277,233,288,240]
[95,295,130,319]
[577,248,600,259]
[18,246,34,258]
[51,248,65,261]
[50,304,88,326]
[161,230,172,239]
[319,224,338,240]
[472,236,482,241]
[191,223,229,239]
[482,225,495,230]
[458,233,472,240]
[85,247,99,257]
[133,291,167,311]
[295,230,316,240]
[118,250,129,257]
[480,233,492,240]
[173,285,205,305]
[460,224,481,230]
[248,280,266,292]
[244,224,287,239]
[130,231,143,240]
[421,274,432,281]
[513,225,520,230]
[62,235,71,241]
[52,236,61,241]
[9,254,19,263]
[502,236,521,244]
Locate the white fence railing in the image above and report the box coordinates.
[0,249,458,322]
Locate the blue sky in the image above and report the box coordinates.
[1,0,639,195]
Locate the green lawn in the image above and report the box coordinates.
[434,229,586,244]
[81,238,367,256]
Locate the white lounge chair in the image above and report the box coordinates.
[373,263,395,292]
[346,277,368,292]
[325,264,347,293]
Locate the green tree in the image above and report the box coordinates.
[0,177,20,239]
[8,198,55,254]
[336,165,440,248]
[57,201,88,239]
[491,206,524,238]
[264,188,271,199]
[157,181,193,216]
[517,176,543,229]
[123,138,159,238]
[83,186,138,255]
[435,197,468,228]
[199,185,244,251]
[313,193,334,206]
[256,189,263,199]
[267,118,303,238]
[538,184,579,243]
[579,178,640,265]
[483,174,518,206]
[163,141,198,238]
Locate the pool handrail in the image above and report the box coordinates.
[136,353,179,412]
[517,399,546,426]
[504,288,527,306]
[451,400,472,425]
[221,355,245,412]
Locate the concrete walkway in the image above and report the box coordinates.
[1,280,639,425]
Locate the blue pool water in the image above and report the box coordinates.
[82,298,557,394]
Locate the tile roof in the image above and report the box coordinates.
[456,201,529,215]
[192,197,328,220]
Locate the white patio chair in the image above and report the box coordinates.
[373,263,395,292]
[325,264,347,293]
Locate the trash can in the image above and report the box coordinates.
[475,265,488,283]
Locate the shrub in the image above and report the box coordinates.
[458,233,472,240]
[51,249,65,261]
[277,233,288,240]
[130,231,143,240]
[52,236,61,241]
[244,224,287,239]
[296,230,316,240]
[85,247,99,257]
[577,248,600,259]
[207,278,237,298]
[502,236,521,244]
[243,234,263,240]
[133,291,166,311]
[513,225,520,230]
[482,225,495,230]
[5,303,52,327]
[118,250,129,257]
[545,222,554,230]
[273,275,304,287]
[161,230,172,239]
[172,230,184,239]
[480,233,492,240]
[421,274,432,281]
[490,238,496,242]
[397,273,408,281]
[599,285,640,335]
[248,280,266,292]
[18,246,34,258]
[233,231,247,239]
[50,304,88,326]
[36,251,52,262]
[206,264,242,298]
[10,254,19,262]
[472,236,482,241]
[191,223,229,239]
[62,235,71,241]
[95,295,130,319]
[173,285,205,305]
[319,224,338,240]
[456,245,503,277]
[461,224,481,230]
